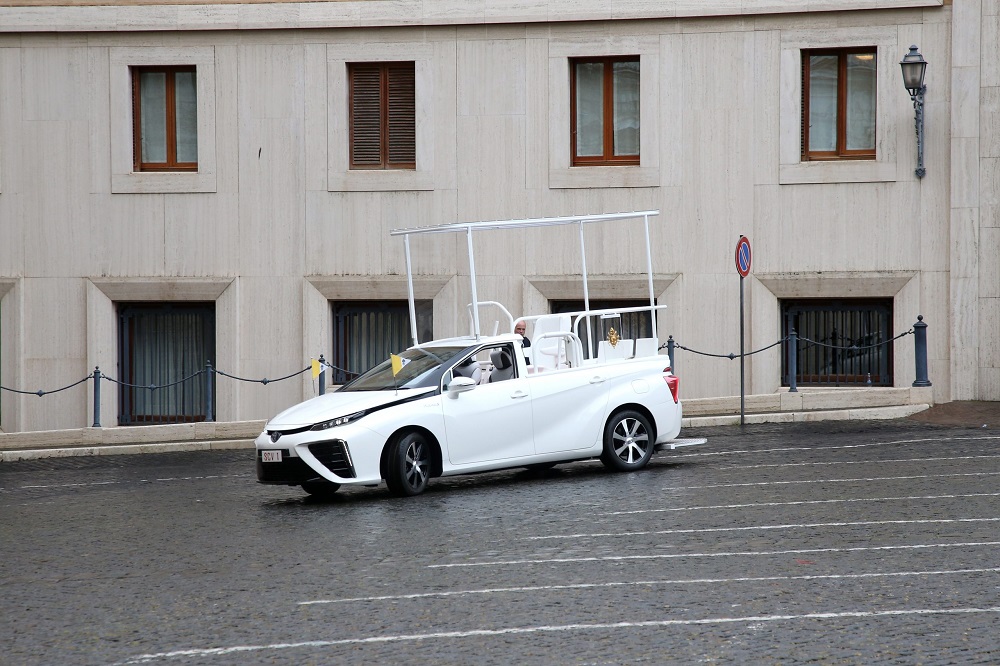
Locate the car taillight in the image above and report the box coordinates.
[663,368,679,404]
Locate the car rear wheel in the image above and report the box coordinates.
[386,432,430,497]
[600,410,654,472]
[301,480,341,499]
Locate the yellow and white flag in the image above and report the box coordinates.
[390,353,411,376]
[311,359,323,379]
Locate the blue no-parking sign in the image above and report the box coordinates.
[735,236,752,277]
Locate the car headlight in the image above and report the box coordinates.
[311,410,366,431]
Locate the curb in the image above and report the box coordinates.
[0,404,932,461]
[0,438,254,462]
[683,404,930,428]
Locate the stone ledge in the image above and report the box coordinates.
[683,404,930,428]
[683,387,928,417]
[0,421,266,452]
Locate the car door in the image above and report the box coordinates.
[442,346,534,466]
[529,365,611,455]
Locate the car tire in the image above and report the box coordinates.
[301,480,341,499]
[600,410,654,472]
[386,432,430,497]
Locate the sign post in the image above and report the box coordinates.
[735,236,752,426]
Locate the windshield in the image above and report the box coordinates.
[339,346,469,392]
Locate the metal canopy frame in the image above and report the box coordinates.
[390,210,661,347]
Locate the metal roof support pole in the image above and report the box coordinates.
[467,227,481,340]
[404,234,419,347]
[643,213,657,340]
[579,220,594,359]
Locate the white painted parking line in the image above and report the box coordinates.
[8,474,247,492]
[671,435,1000,460]
[115,606,1000,664]
[724,453,1000,470]
[427,540,1000,569]
[298,567,1000,606]
[20,481,119,489]
[603,491,1000,516]
[664,471,1000,491]
[522,517,1000,541]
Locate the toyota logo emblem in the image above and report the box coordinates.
[269,431,282,443]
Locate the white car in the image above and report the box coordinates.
[256,332,684,497]
[256,210,702,497]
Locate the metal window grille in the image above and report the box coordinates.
[551,299,653,360]
[781,299,892,387]
[117,302,216,425]
[331,301,432,384]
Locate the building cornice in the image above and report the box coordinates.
[0,0,944,33]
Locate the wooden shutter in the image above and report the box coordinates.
[386,63,415,167]
[350,64,383,167]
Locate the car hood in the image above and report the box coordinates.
[265,388,436,429]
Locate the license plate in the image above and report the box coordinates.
[261,450,283,463]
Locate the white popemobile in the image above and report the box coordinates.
[255,211,705,497]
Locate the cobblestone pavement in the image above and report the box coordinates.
[2,418,999,665]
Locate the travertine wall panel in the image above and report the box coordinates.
[21,121,91,278]
[381,192,459,275]
[458,39,525,118]
[674,273,744,398]
[89,194,166,276]
[87,46,112,196]
[0,281,22,432]
[979,228,1000,298]
[237,44,305,278]
[215,44,241,195]
[456,115,528,225]
[164,193,241,276]
[983,91,1000,159]
[0,194,22,276]
[20,47,87,121]
[302,42,327,193]
[237,276,302,418]
[22,278,86,429]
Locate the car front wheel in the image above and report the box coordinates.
[386,432,431,497]
[600,410,654,472]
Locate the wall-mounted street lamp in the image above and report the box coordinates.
[899,45,928,178]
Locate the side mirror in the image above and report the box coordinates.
[447,376,477,396]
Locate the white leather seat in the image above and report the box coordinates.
[532,314,571,370]
[633,338,659,358]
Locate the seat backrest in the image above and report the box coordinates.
[633,337,659,358]
[488,348,515,382]
[452,357,482,384]
[532,314,572,369]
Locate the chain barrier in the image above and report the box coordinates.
[667,336,789,360]
[798,328,914,350]
[0,374,91,397]
[100,369,207,390]
[320,359,360,381]
[0,355,351,428]
[665,316,931,395]
[215,367,309,385]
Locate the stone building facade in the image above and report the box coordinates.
[0,0,994,432]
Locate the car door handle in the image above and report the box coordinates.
[590,376,606,384]
[510,390,528,399]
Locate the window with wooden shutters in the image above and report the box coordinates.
[349,62,416,170]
